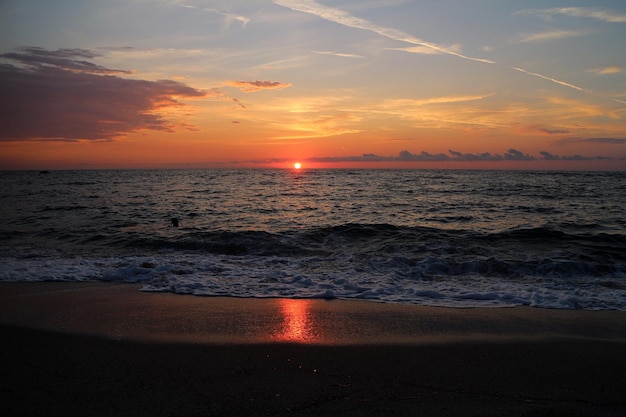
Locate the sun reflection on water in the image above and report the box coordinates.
[274,299,317,343]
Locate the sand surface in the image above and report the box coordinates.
[1,282,625,416]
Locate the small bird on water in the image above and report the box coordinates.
[170,218,179,227]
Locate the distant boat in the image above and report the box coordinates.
[39,170,50,174]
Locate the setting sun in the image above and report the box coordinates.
[1,1,625,172]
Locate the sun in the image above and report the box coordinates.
[294,162,302,170]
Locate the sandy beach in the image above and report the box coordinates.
[1,282,625,416]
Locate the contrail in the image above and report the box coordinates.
[274,0,494,64]
[274,0,584,91]
[512,67,583,91]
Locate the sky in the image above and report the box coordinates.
[1,0,625,170]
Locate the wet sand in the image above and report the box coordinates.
[1,282,625,416]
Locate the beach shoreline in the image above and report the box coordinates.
[1,281,625,344]
[2,282,625,416]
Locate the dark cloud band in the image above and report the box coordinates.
[0,47,205,141]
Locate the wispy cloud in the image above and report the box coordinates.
[383,94,492,107]
[179,4,250,28]
[544,96,620,120]
[372,94,517,130]
[0,47,206,142]
[387,44,462,55]
[517,7,626,23]
[313,50,364,59]
[583,137,626,144]
[224,80,293,93]
[366,93,621,135]
[273,112,363,140]
[252,55,310,71]
[536,126,570,135]
[273,0,494,64]
[274,0,586,92]
[516,29,588,43]
[559,137,626,145]
[261,94,356,114]
[587,66,623,75]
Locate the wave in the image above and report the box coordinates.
[100,223,626,286]
[2,223,625,310]
[39,205,90,212]
[3,169,625,310]
[123,222,625,254]
[7,221,625,277]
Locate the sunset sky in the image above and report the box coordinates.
[1,0,625,170]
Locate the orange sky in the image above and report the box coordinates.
[1,0,625,170]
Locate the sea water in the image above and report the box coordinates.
[1,169,625,310]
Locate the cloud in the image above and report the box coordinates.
[398,150,450,161]
[0,47,206,142]
[556,137,626,149]
[374,94,516,130]
[224,80,293,93]
[387,44,463,55]
[313,50,365,59]
[238,148,619,165]
[1,47,131,75]
[516,29,588,43]
[517,7,626,23]
[580,138,626,144]
[387,46,442,55]
[539,151,559,160]
[447,150,503,161]
[312,149,619,164]
[557,137,626,145]
[539,151,598,161]
[273,111,363,139]
[273,0,495,64]
[306,151,447,163]
[587,66,623,75]
[386,94,492,106]
[537,127,570,135]
[179,4,250,29]
[310,149,530,163]
[504,149,534,160]
[274,0,587,92]
[231,97,246,109]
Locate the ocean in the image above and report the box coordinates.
[1,169,625,310]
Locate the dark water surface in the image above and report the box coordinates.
[1,169,624,309]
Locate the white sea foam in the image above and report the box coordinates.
[2,252,624,311]
[1,169,625,310]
